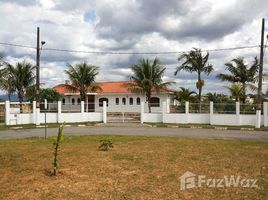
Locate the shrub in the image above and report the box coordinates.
[99,137,113,151]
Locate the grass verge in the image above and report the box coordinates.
[0,135,267,199]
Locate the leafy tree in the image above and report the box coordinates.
[128,57,174,113]
[224,84,244,102]
[5,61,35,112]
[65,62,100,102]
[26,87,60,102]
[174,87,196,103]
[216,57,258,103]
[175,48,213,104]
[0,53,15,101]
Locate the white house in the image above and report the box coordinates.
[53,81,175,113]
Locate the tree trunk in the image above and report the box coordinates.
[242,83,246,104]
[197,73,202,113]
[18,93,23,113]
[147,95,151,113]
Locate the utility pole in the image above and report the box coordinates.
[36,27,40,107]
[256,18,265,128]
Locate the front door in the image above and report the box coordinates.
[88,95,95,112]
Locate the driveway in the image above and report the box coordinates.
[0,124,268,141]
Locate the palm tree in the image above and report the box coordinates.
[128,58,174,113]
[65,62,99,102]
[216,57,258,103]
[224,84,243,101]
[5,61,35,113]
[175,48,213,104]
[174,87,196,102]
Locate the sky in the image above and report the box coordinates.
[0,0,268,95]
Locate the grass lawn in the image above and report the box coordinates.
[0,136,267,199]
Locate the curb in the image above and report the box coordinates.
[149,124,267,131]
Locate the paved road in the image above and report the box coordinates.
[0,124,268,141]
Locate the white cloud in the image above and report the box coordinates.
[0,0,267,95]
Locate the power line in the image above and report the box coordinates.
[0,42,36,50]
[42,45,260,55]
[0,41,262,55]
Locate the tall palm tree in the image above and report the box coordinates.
[5,61,35,113]
[216,57,258,103]
[175,48,213,104]
[65,62,99,102]
[128,57,174,113]
[174,87,196,102]
[224,84,244,102]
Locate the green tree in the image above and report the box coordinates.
[5,61,35,113]
[65,62,99,102]
[216,57,258,103]
[224,84,244,102]
[174,87,196,102]
[128,57,174,113]
[0,53,15,101]
[26,87,60,102]
[175,48,213,104]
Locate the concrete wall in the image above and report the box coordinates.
[142,101,268,127]
[4,101,105,125]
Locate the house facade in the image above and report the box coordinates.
[53,81,175,113]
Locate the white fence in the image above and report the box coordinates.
[4,101,106,125]
[3,100,268,128]
[141,101,268,128]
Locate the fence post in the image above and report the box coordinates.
[166,98,170,113]
[140,101,144,124]
[210,101,213,125]
[57,101,62,123]
[103,101,107,123]
[264,102,268,127]
[33,101,37,124]
[162,101,167,123]
[185,101,189,123]
[256,110,261,128]
[236,102,240,125]
[81,101,85,122]
[34,101,40,125]
[44,99,47,110]
[5,101,10,125]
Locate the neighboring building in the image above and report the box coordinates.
[53,81,175,113]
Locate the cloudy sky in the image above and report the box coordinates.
[0,0,268,95]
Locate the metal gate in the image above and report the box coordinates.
[107,112,140,123]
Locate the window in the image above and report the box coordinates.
[150,97,160,107]
[62,98,65,105]
[136,97,140,105]
[99,98,109,107]
[72,98,75,105]
[129,97,133,105]
[116,98,119,105]
[122,98,126,105]
[77,98,81,105]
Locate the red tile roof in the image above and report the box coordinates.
[53,81,174,95]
